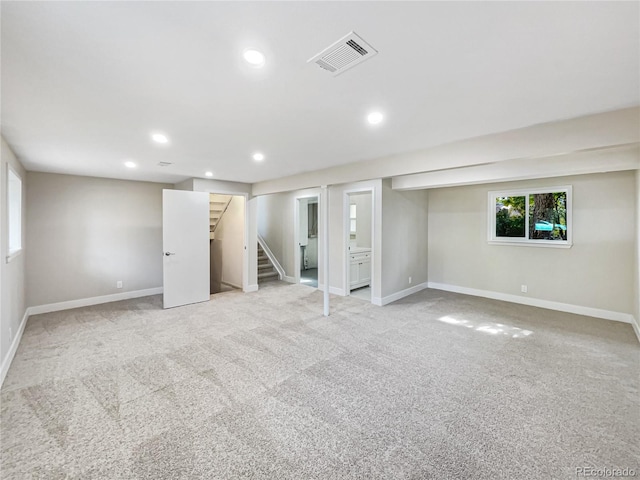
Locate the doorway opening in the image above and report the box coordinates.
[209,193,245,295]
[346,191,373,301]
[296,196,319,288]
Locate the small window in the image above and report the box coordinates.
[488,186,571,247]
[349,204,357,238]
[7,165,22,260]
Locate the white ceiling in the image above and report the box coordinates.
[2,1,638,185]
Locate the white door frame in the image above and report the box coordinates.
[343,188,375,301]
[293,194,320,284]
[194,188,251,293]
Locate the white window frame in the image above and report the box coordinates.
[7,164,23,262]
[488,185,572,248]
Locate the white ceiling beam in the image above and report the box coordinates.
[392,144,640,191]
[252,107,640,196]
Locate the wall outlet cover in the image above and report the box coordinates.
[521,285,528,293]
[117,281,123,289]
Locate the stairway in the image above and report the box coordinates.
[210,194,233,239]
[257,243,279,283]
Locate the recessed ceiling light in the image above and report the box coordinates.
[205,171,213,177]
[252,152,265,162]
[243,49,266,68]
[151,133,169,144]
[367,111,384,125]
[124,161,136,168]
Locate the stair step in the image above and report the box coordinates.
[258,271,279,280]
[258,264,273,271]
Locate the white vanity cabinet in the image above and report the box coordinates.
[349,248,371,289]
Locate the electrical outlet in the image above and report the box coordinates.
[521,285,528,293]
[116,280,123,289]
[408,276,412,284]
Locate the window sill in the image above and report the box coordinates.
[6,249,23,263]
[488,240,572,249]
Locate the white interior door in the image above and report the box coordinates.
[163,189,210,309]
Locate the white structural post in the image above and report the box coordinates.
[322,185,330,316]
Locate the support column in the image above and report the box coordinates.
[322,185,329,316]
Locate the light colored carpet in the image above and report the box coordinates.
[1,282,638,479]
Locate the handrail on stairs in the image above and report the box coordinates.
[257,235,284,280]
[211,196,233,234]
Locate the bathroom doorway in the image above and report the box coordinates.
[296,196,319,288]
[345,190,373,301]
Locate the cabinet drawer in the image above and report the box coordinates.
[350,251,370,262]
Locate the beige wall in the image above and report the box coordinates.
[1,138,27,372]
[26,172,170,307]
[381,179,429,298]
[428,171,636,315]
[214,196,245,288]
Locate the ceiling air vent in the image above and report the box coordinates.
[308,31,378,76]
[157,162,172,167]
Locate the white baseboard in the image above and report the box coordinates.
[221,281,242,290]
[317,284,346,296]
[631,316,640,343]
[375,282,429,306]
[28,287,164,316]
[1,309,29,387]
[428,282,640,342]
[244,284,259,293]
[284,276,296,284]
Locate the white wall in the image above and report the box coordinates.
[257,182,385,299]
[381,179,429,298]
[635,169,640,328]
[257,192,291,274]
[26,172,170,307]
[257,188,322,282]
[1,138,27,380]
[428,171,636,317]
[214,195,245,288]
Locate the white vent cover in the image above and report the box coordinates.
[308,31,378,76]
[157,162,172,167]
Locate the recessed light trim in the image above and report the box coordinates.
[243,49,266,68]
[205,171,213,177]
[252,152,265,162]
[124,161,136,168]
[151,133,169,144]
[367,111,384,125]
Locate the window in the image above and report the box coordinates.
[7,165,22,260]
[488,186,572,247]
[349,204,357,239]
